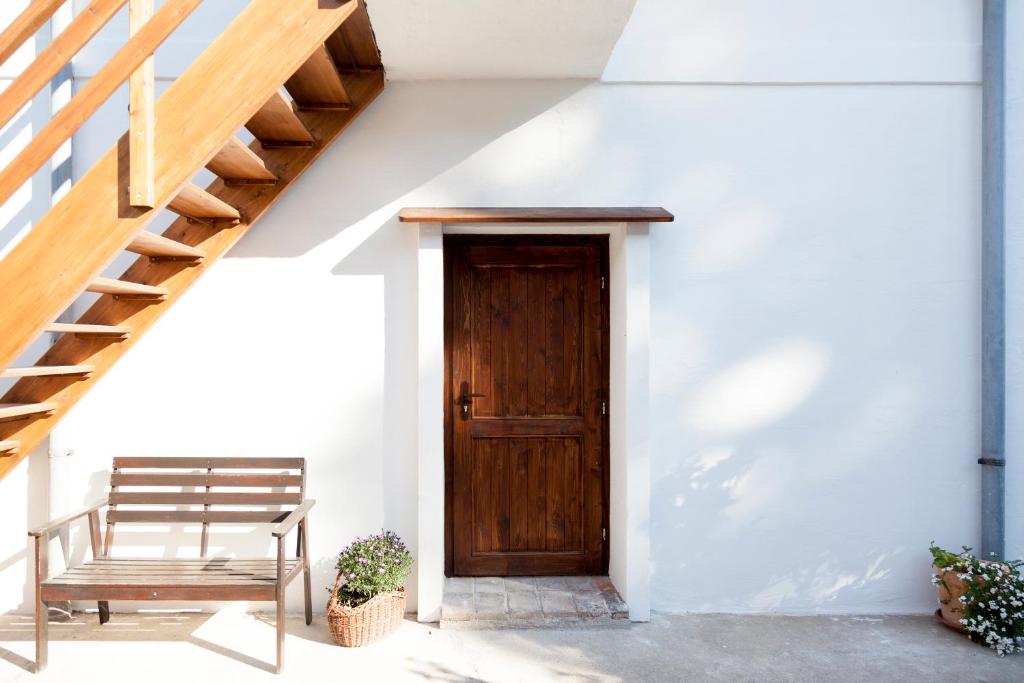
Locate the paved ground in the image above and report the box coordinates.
[441,576,628,628]
[1,609,1022,682]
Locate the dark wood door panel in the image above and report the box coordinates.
[446,235,608,577]
[468,437,583,555]
[469,264,583,418]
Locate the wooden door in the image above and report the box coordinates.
[445,235,608,576]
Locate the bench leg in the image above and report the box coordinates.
[33,535,48,673]
[300,519,312,626]
[276,537,286,674]
[98,601,110,625]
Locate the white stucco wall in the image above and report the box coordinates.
[0,0,993,616]
[1005,1,1024,564]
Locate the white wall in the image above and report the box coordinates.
[604,0,980,83]
[0,0,990,616]
[38,75,978,615]
[1005,2,1024,564]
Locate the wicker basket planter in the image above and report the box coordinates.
[327,586,406,647]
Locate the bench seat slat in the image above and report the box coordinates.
[41,557,301,601]
[109,492,302,505]
[105,510,290,524]
[112,457,305,469]
[41,584,279,601]
[109,473,303,487]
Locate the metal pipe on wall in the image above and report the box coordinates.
[980,0,1006,560]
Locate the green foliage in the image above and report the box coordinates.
[930,543,1024,656]
[333,530,413,608]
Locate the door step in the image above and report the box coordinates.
[440,576,629,630]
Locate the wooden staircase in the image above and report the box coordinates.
[0,0,384,477]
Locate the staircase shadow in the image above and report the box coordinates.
[228,79,591,259]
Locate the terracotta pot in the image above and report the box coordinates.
[935,570,969,632]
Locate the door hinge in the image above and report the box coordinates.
[602,528,607,541]
[601,276,606,290]
[602,401,607,415]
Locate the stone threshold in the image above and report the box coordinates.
[441,575,629,630]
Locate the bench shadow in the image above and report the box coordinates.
[0,611,282,674]
[186,633,276,673]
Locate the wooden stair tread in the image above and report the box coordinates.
[128,231,205,261]
[87,277,168,300]
[44,323,130,338]
[168,182,241,224]
[0,440,18,454]
[1,365,95,378]
[285,44,351,111]
[246,91,316,147]
[206,137,277,185]
[0,403,57,421]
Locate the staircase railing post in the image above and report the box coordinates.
[129,0,156,208]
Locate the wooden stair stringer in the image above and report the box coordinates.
[0,70,386,477]
[0,0,362,376]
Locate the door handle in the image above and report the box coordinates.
[456,382,485,416]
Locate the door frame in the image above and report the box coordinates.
[442,234,611,577]
[414,222,652,623]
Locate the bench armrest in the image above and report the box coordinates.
[272,499,315,538]
[28,499,107,537]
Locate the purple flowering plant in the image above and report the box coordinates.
[333,530,413,608]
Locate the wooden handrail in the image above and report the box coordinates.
[0,0,203,209]
[0,0,66,68]
[0,0,128,131]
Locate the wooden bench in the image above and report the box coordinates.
[29,457,315,674]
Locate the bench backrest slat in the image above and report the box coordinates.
[112,457,305,469]
[106,510,291,524]
[110,473,303,487]
[104,457,306,557]
[109,492,303,506]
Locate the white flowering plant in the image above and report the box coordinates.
[930,544,1024,656]
[333,530,413,608]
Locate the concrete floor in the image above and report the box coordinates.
[0,609,1022,682]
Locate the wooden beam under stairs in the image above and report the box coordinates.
[285,45,352,111]
[128,231,205,261]
[1,366,94,379]
[168,182,242,225]
[207,137,278,186]
[246,91,316,148]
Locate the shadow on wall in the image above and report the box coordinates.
[229,79,591,258]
